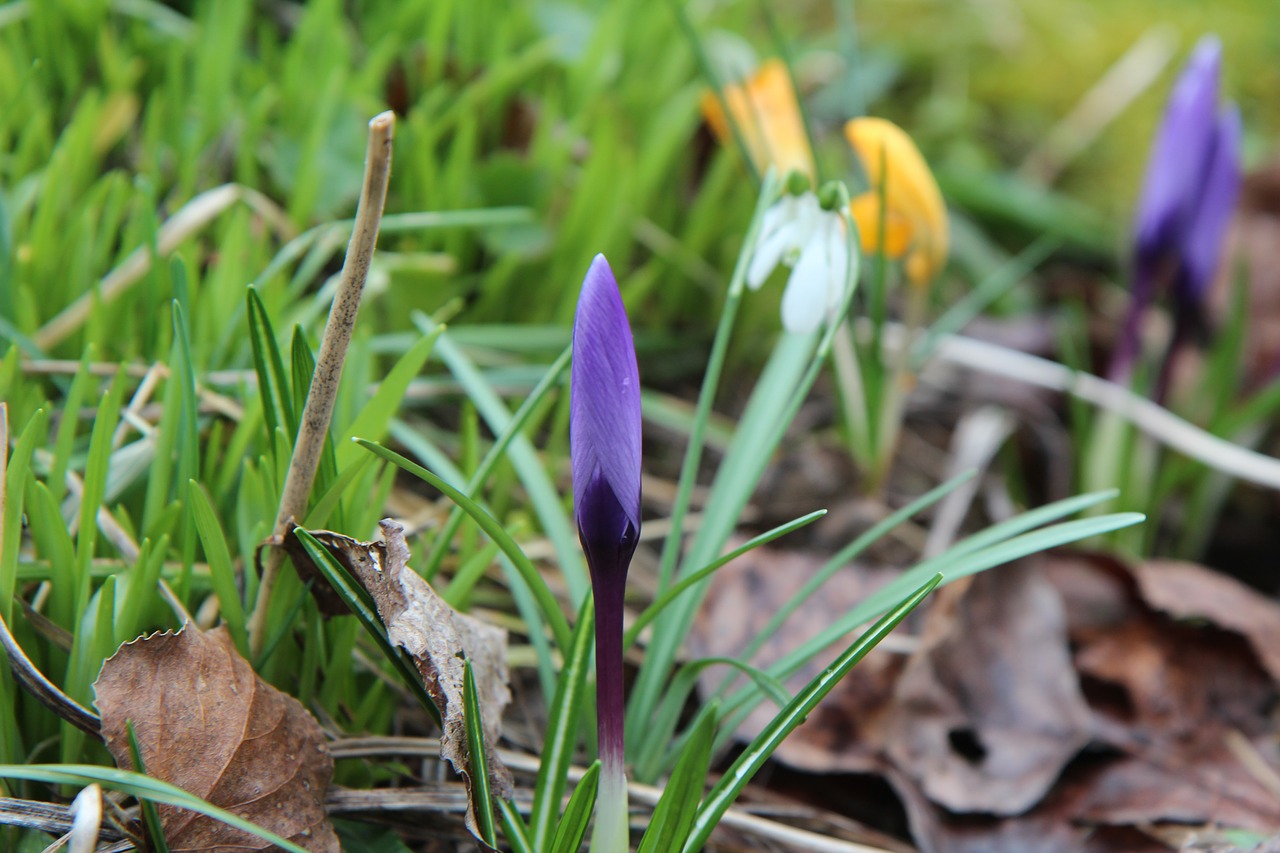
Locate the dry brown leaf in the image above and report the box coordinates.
[1075,744,1280,834]
[885,565,1092,816]
[290,519,512,836]
[94,625,338,852]
[1044,552,1280,837]
[1130,559,1280,682]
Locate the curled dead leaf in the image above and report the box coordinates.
[1130,559,1280,682]
[289,519,512,838]
[94,625,338,852]
[885,565,1092,816]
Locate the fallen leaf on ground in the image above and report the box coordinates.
[1129,559,1280,682]
[290,519,512,837]
[1046,552,1280,835]
[885,565,1092,815]
[95,625,339,852]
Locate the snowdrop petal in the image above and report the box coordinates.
[780,234,831,334]
[748,220,797,288]
[822,221,852,317]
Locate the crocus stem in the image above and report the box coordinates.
[591,758,629,853]
[1153,301,1196,406]
[589,572,629,852]
[1108,297,1144,388]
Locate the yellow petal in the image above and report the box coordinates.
[701,59,815,181]
[849,193,913,258]
[844,117,948,283]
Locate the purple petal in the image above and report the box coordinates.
[570,254,642,574]
[1133,36,1222,266]
[1179,104,1241,307]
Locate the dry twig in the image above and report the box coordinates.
[246,111,396,658]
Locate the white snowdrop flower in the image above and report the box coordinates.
[748,190,853,334]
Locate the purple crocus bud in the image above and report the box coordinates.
[1113,35,1242,387]
[1179,104,1241,309]
[570,253,640,851]
[571,254,642,585]
[1132,36,1223,279]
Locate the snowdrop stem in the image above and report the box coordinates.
[833,322,874,466]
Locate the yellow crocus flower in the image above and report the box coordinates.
[844,117,948,286]
[701,59,815,182]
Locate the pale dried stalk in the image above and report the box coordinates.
[867,320,1280,493]
[34,184,293,350]
[246,112,396,658]
[927,331,1280,492]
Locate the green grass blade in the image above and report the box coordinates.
[723,471,975,682]
[336,330,439,469]
[721,511,1146,735]
[499,799,534,853]
[2,408,46,623]
[127,721,171,853]
[548,760,600,853]
[0,765,311,853]
[302,453,377,530]
[637,657,788,784]
[246,285,295,440]
[425,325,586,605]
[683,575,942,853]
[625,510,826,650]
[290,326,338,499]
[463,660,498,848]
[76,372,126,618]
[652,170,784,587]
[188,481,247,654]
[530,599,594,851]
[354,438,572,652]
[171,301,199,489]
[48,355,94,503]
[637,704,717,853]
[424,345,571,580]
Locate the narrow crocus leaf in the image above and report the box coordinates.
[571,253,641,853]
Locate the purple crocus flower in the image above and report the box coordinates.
[570,253,641,851]
[1113,35,1242,387]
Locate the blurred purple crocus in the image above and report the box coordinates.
[570,253,640,852]
[1112,35,1242,389]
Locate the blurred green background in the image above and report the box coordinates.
[0,0,1275,365]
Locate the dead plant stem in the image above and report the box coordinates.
[246,112,395,659]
